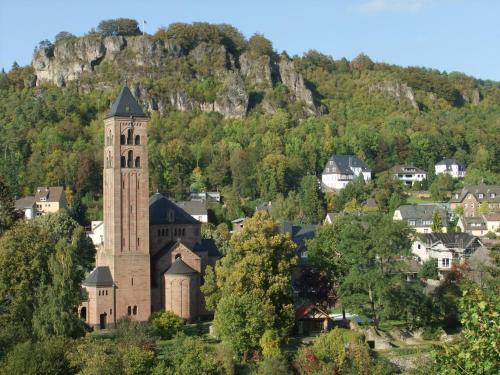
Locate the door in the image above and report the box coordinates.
[99,313,107,329]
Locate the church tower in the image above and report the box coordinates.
[100,86,151,323]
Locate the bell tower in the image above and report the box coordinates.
[101,86,151,322]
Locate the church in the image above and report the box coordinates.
[79,87,220,330]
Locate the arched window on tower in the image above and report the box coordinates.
[120,134,126,145]
[135,157,141,168]
[127,129,133,145]
[121,156,126,168]
[135,135,140,145]
[127,150,133,168]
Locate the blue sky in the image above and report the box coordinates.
[1,0,499,80]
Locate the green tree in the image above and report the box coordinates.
[247,33,273,57]
[419,259,439,279]
[203,212,298,356]
[479,201,490,215]
[259,329,282,358]
[299,175,325,224]
[432,209,443,233]
[431,286,500,375]
[97,18,141,36]
[0,177,16,235]
[308,214,413,325]
[0,212,95,345]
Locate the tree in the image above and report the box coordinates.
[299,175,325,224]
[149,311,183,340]
[0,177,15,235]
[431,286,500,374]
[419,259,439,279]
[202,212,298,356]
[214,293,274,358]
[54,31,75,42]
[373,171,406,212]
[97,18,141,36]
[0,212,95,345]
[247,33,273,57]
[432,209,443,233]
[308,214,413,325]
[479,201,490,215]
[259,329,282,358]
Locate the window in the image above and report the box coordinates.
[300,250,308,259]
[110,309,112,315]
[127,129,133,145]
[441,258,450,267]
[182,228,185,236]
[120,134,126,145]
[121,156,126,168]
[478,193,484,199]
[132,306,137,315]
[105,290,108,296]
[158,229,161,236]
[131,277,134,286]
[98,290,101,296]
[127,306,132,316]
[165,229,169,236]
[127,150,133,168]
[490,193,496,198]
[137,237,140,247]
[135,135,140,145]
[135,157,140,168]
[408,220,416,226]
[417,244,421,249]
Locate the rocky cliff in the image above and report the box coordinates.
[32,35,317,118]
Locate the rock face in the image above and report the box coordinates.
[31,35,317,118]
[370,80,419,110]
[278,59,316,114]
[461,88,481,105]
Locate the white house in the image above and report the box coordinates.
[457,216,488,237]
[412,233,483,277]
[88,221,104,247]
[321,155,371,190]
[175,200,208,223]
[393,204,448,233]
[14,196,36,219]
[390,165,426,186]
[484,214,500,233]
[435,158,466,178]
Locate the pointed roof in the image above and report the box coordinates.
[83,266,114,287]
[107,86,146,118]
[165,258,198,275]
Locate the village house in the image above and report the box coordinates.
[175,200,208,223]
[231,217,247,233]
[189,191,221,202]
[411,233,483,277]
[34,186,67,216]
[14,196,36,219]
[390,165,427,186]
[393,204,448,233]
[321,155,371,190]
[457,216,488,236]
[484,213,500,233]
[449,184,500,217]
[434,158,466,178]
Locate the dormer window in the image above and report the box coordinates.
[478,193,484,199]
[490,193,496,198]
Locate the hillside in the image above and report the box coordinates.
[1,21,499,220]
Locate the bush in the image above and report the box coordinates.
[0,337,72,375]
[149,311,183,340]
[247,34,273,57]
[259,329,281,358]
[419,259,439,279]
[254,356,291,375]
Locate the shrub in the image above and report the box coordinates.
[419,259,439,279]
[149,311,183,340]
[254,356,291,375]
[259,329,281,358]
[97,18,141,36]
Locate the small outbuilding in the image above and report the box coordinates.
[295,304,333,336]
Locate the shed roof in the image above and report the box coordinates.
[83,266,114,287]
[165,258,198,275]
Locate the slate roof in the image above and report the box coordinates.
[83,266,114,287]
[417,233,481,252]
[15,196,35,210]
[175,200,207,216]
[449,184,500,203]
[149,193,200,225]
[295,304,332,321]
[436,158,466,170]
[390,165,426,174]
[34,186,64,203]
[107,86,146,118]
[165,258,198,275]
[322,155,371,175]
[193,238,221,257]
[459,216,487,231]
[396,204,448,226]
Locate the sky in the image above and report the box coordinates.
[1,0,499,80]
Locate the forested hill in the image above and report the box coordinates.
[1,20,499,216]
